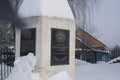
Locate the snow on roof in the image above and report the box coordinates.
[92,48,109,53]
[76,37,108,53]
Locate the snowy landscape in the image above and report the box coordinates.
[76,58,120,80]
[1,54,119,80]
[1,0,120,80]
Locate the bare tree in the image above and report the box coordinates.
[68,0,99,58]
[68,0,99,41]
[109,45,120,60]
[84,23,100,38]
[68,0,98,29]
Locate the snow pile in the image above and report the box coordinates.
[4,53,71,80]
[75,59,91,65]
[48,71,72,80]
[5,53,41,80]
[108,57,120,64]
[76,63,120,80]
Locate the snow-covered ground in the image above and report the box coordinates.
[76,59,120,80]
[4,53,72,80]
[48,71,72,80]
[2,54,120,80]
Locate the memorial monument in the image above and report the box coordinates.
[15,0,75,80]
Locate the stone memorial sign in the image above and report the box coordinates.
[20,28,36,56]
[51,28,70,65]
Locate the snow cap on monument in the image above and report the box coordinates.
[19,0,74,19]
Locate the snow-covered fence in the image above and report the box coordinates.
[75,49,120,65]
[75,50,109,65]
[0,49,15,80]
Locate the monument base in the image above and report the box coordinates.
[15,16,75,80]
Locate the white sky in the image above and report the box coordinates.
[93,0,120,48]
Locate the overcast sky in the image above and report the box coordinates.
[93,0,120,48]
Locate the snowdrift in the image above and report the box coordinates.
[108,57,120,64]
[4,53,72,80]
[5,53,41,80]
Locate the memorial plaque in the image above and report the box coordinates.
[20,28,36,56]
[51,28,70,65]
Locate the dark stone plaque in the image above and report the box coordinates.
[20,28,36,56]
[51,28,70,65]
